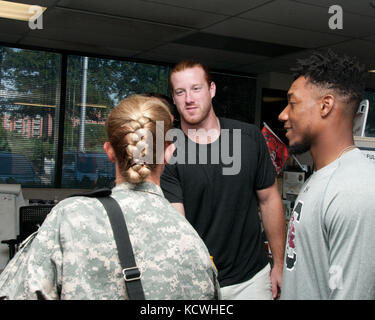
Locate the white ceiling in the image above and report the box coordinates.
[1,0,375,86]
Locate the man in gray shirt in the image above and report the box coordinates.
[278,50,375,299]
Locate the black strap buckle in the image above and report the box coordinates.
[122,267,142,282]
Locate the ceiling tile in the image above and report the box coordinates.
[232,58,295,74]
[137,51,240,71]
[239,0,375,38]
[203,17,349,49]
[291,0,375,18]
[0,32,24,44]
[24,26,162,52]
[0,18,31,35]
[132,52,178,65]
[174,32,304,57]
[318,39,375,69]
[364,35,375,43]
[1,0,374,83]
[18,36,104,53]
[140,0,271,16]
[135,43,265,69]
[57,0,226,29]
[19,35,142,58]
[102,47,142,59]
[7,0,59,6]
[41,7,193,42]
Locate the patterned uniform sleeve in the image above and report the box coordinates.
[213,269,222,300]
[160,164,183,204]
[0,208,63,300]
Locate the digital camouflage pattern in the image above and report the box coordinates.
[0,182,220,300]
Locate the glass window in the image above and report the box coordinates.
[211,72,256,124]
[62,55,169,188]
[0,45,257,189]
[0,47,61,187]
[363,90,375,137]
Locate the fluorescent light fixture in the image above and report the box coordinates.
[0,1,46,22]
[369,70,375,73]
[14,102,108,109]
[14,102,55,108]
[76,104,108,109]
[262,97,287,103]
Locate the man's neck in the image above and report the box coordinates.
[309,114,358,170]
[311,135,355,171]
[181,112,221,144]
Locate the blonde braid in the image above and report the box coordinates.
[105,95,173,184]
[123,117,153,183]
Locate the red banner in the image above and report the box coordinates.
[261,123,289,175]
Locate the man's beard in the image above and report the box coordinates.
[181,105,211,126]
[288,141,310,155]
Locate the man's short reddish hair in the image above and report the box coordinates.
[169,59,212,90]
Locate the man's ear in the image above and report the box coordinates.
[171,90,176,105]
[320,94,335,118]
[103,141,116,163]
[210,81,216,99]
[164,141,176,165]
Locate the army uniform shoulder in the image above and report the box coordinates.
[68,188,112,198]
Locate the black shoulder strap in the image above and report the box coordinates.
[70,189,145,300]
[97,196,145,300]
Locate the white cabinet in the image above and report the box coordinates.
[0,184,25,272]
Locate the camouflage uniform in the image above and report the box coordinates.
[0,182,220,300]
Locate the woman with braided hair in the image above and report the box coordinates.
[0,94,220,300]
[105,94,170,185]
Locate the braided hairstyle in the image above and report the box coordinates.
[105,95,173,184]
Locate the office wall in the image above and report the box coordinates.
[254,72,294,127]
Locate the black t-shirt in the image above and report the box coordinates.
[161,117,276,287]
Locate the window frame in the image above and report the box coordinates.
[0,41,257,189]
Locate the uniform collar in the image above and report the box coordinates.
[113,181,164,198]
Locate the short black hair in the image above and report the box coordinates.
[292,50,367,110]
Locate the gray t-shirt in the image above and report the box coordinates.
[281,149,375,300]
